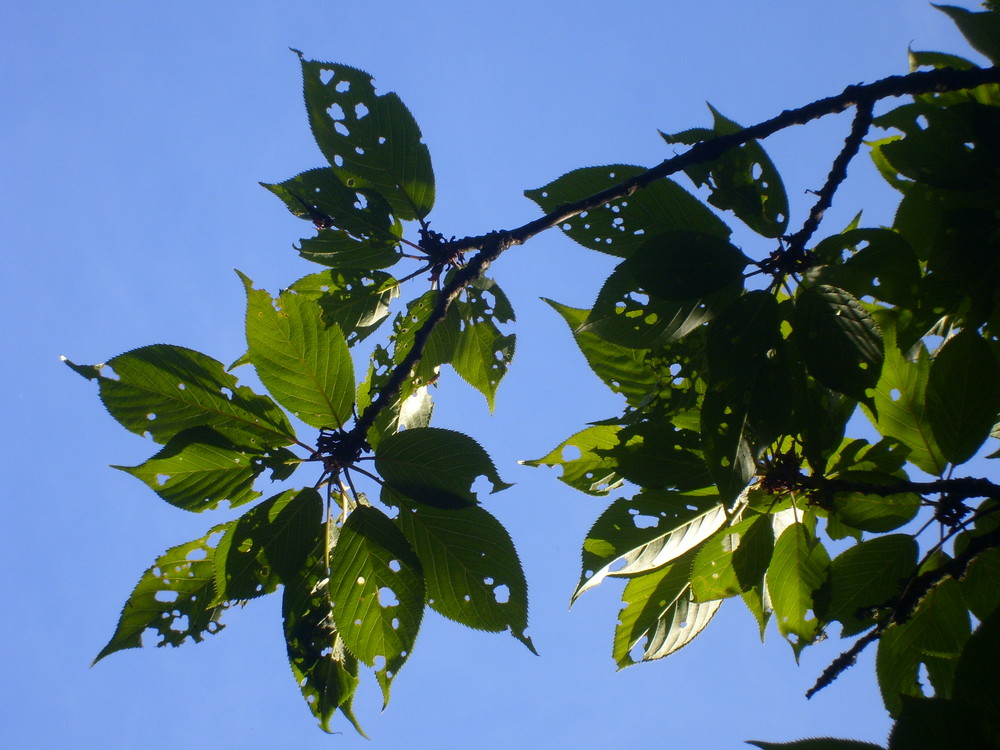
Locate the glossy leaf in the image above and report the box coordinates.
[575,492,726,601]
[243,276,355,430]
[94,523,233,664]
[114,426,267,512]
[793,285,883,402]
[298,57,434,221]
[767,522,830,657]
[392,493,533,650]
[613,547,721,667]
[67,346,296,448]
[525,165,730,258]
[375,427,511,508]
[328,506,424,706]
[926,329,1000,466]
[213,488,322,603]
[283,535,365,736]
[521,425,624,496]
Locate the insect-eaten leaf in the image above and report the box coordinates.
[375,427,512,508]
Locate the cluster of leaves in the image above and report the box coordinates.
[66,4,1000,746]
[523,5,1000,747]
[65,54,530,735]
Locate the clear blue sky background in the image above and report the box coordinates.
[2,2,987,748]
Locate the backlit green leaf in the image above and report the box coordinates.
[521,424,624,496]
[329,506,424,707]
[213,488,322,603]
[288,269,399,346]
[392,493,533,651]
[243,275,355,430]
[298,57,434,220]
[767,522,830,657]
[451,280,516,411]
[613,547,721,667]
[926,329,1000,465]
[73,345,296,448]
[690,514,774,602]
[283,536,365,736]
[94,523,233,664]
[935,4,1000,65]
[114,426,267,512]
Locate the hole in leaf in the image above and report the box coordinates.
[378,587,399,607]
[373,655,386,671]
[155,474,170,486]
[561,445,582,462]
[355,103,369,118]
[319,70,335,85]
[334,122,350,137]
[493,584,510,604]
[388,560,401,572]
[327,103,345,120]
[335,80,350,93]
[154,590,179,603]
[169,614,189,632]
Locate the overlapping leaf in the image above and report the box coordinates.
[298,56,434,221]
[94,523,233,664]
[521,424,623,496]
[392,492,533,651]
[689,514,774,602]
[766,522,830,657]
[243,275,355,430]
[65,346,296,448]
[328,506,424,706]
[574,491,726,601]
[288,269,399,346]
[213,488,322,603]
[375,427,511,508]
[525,165,730,258]
[450,278,516,411]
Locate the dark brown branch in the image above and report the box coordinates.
[349,64,1000,449]
[806,515,1000,699]
[451,65,1000,254]
[782,98,876,267]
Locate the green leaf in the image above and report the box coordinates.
[329,506,424,707]
[525,165,730,258]
[283,537,366,736]
[213,488,323,603]
[877,578,971,716]
[935,4,1000,65]
[607,420,713,492]
[821,535,918,637]
[243,275,355,430]
[952,605,1000,717]
[113,426,268,512]
[869,314,948,475]
[575,492,726,601]
[77,346,296,448]
[520,425,624,496]
[793,285,883,402]
[582,264,733,349]
[926,329,1000,465]
[375,427,512,509]
[450,279,516,411]
[809,229,921,309]
[544,299,660,405]
[392,290,462,383]
[94,523,232,664]
[747,741,885,750]
[288,269,399,346]
[690,514,774,602]
[888,695,999,750]
[767,522,830,657]
[613,547,721,667]
[830,486,921,534]
[619,231,748,300]
[702,291,791,503]
[959,546,1000,620]
[298,57,434,221]
[662,104,789,238]
[262,166,402,249]
[392,493,533,651]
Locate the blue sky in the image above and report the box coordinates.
[2,2,987,748]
